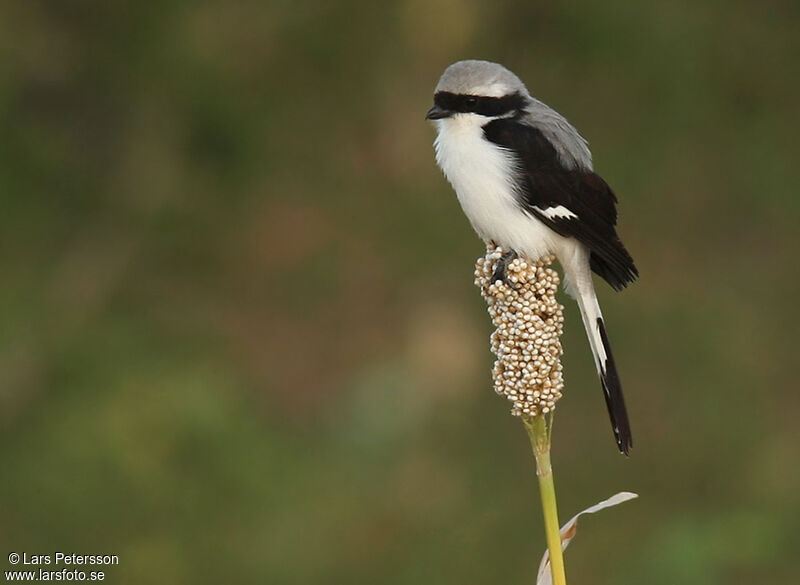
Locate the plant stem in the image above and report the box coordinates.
[524,415,567,585]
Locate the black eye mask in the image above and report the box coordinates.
[433,91,528,117]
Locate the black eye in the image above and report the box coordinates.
[465,96,478,107]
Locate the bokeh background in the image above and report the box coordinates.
[1,1,798,584]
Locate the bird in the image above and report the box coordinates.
[426,60,638,455]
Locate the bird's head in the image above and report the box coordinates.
[426,60,530,123]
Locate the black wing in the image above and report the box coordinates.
[483,119,638,290]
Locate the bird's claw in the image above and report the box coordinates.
[491,249,521,289]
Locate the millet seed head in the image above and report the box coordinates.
[475,246,565,417]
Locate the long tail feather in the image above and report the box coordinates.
[574,286,633,455]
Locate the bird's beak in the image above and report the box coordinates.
[425,104,452,120]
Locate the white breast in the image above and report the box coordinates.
[433,115,572,262]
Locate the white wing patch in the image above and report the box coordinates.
[536,205,578,220]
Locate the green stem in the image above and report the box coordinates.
[524,415,567,585]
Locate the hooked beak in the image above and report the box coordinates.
[425,104,452,120]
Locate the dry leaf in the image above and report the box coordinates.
[536,492,638,585]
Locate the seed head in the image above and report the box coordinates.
[474,246,565,417]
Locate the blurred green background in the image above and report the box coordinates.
[1,1,798,583]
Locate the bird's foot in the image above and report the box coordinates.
[491,249,520,289]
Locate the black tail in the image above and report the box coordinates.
[596,317,633,455]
